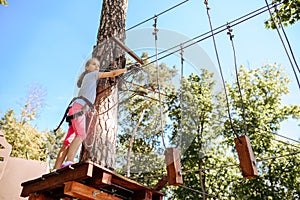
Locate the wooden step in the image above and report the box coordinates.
[21,161,164,200]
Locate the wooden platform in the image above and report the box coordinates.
[21,161,164,200]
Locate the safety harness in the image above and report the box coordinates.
[53,96,94,133]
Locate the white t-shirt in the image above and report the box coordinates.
[77,71,98,105]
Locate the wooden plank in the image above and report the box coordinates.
[110,36,144,65]
[153,175,168,191]
[21,161,164,199]
[28,193,54,200]
[64,181,122,200]
[93,162,146,190]
[92,162,164,197]
[153,195,163,200]
[132,190,152,200]
[21,162,94,197]
[92,171,112,187]
[165,148,183,186]
[234,135,259,178]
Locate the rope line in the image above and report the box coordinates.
[180,150,300,176]
[120,73,300,153]
[123,80,168,96]
[178,184,219,199]
[137,2,280,71]
[85,1,299,182]
[178,44,184,149]
[122,70,300,151]
[257,151,300,162]
[204,0,240,141]
[257,132,300,150]
[153,17,167,149]
[264,0,300,92]
[132,148,300,181]
[126,0,189,31]
[226,24,248,136]
[275,132,300,144]
[273,3,300,74]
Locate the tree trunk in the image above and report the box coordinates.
[80,0,128,169]
[198,123,207,200]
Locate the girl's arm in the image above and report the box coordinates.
[98,68,127,79]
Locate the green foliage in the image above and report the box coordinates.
[0,82,64,166]
[231,142,300,199]
[167,70,224,148]
[0,109,47,161]
[265,0,300,29]
[0,0,8,6]
[166,63,300,199]
[45,128,66,167]
[118,54,178,185]
[118,60,300,198]
[224,64,300,199]
[224,64,300,152]
[167,70,238,199]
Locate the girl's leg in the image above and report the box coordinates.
[64,102,86,163]
[65,136,83,162]
[53,144,69,169]
[54,119,75,169]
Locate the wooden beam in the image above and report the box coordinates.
[28,193,54,200]
[234,135,259,178]
[92,171,112,187]
[22,162,164,199]
[21,162,94,197]
[153,175,168,191]
[165,148,183,186]
[110,36,144,65]
[64,181,122,200]
[132,190,152,200]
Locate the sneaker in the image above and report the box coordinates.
[60,161,74,169]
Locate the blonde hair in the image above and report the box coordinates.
[77,58,100,88]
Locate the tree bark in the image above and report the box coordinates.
[80,0,128,169]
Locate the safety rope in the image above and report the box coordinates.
[137,2,281,71]
[126,0,190,31]
[179,44,184,149]
[203,0,241,142]
[226,24,247,136]
[264,0,300,92]
[153,16,167,149]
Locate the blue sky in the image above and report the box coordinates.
[0,0,299,141]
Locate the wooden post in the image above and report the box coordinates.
[21,162,165,200]
[153,175,168,191]
[132,190,152,200]
[28,193,54,200]
[234,135,259,178]
[91,171,112,187]
[110,36,144,65]
[64,181,122,200]
[165,148,183,186]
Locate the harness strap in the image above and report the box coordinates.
[76,96,94,109]
[65,110,84,123]
[53,106,70,133]
[53,96,94,133]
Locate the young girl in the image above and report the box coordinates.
[53,58,127,169]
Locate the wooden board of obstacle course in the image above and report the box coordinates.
[21,161,164,200]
